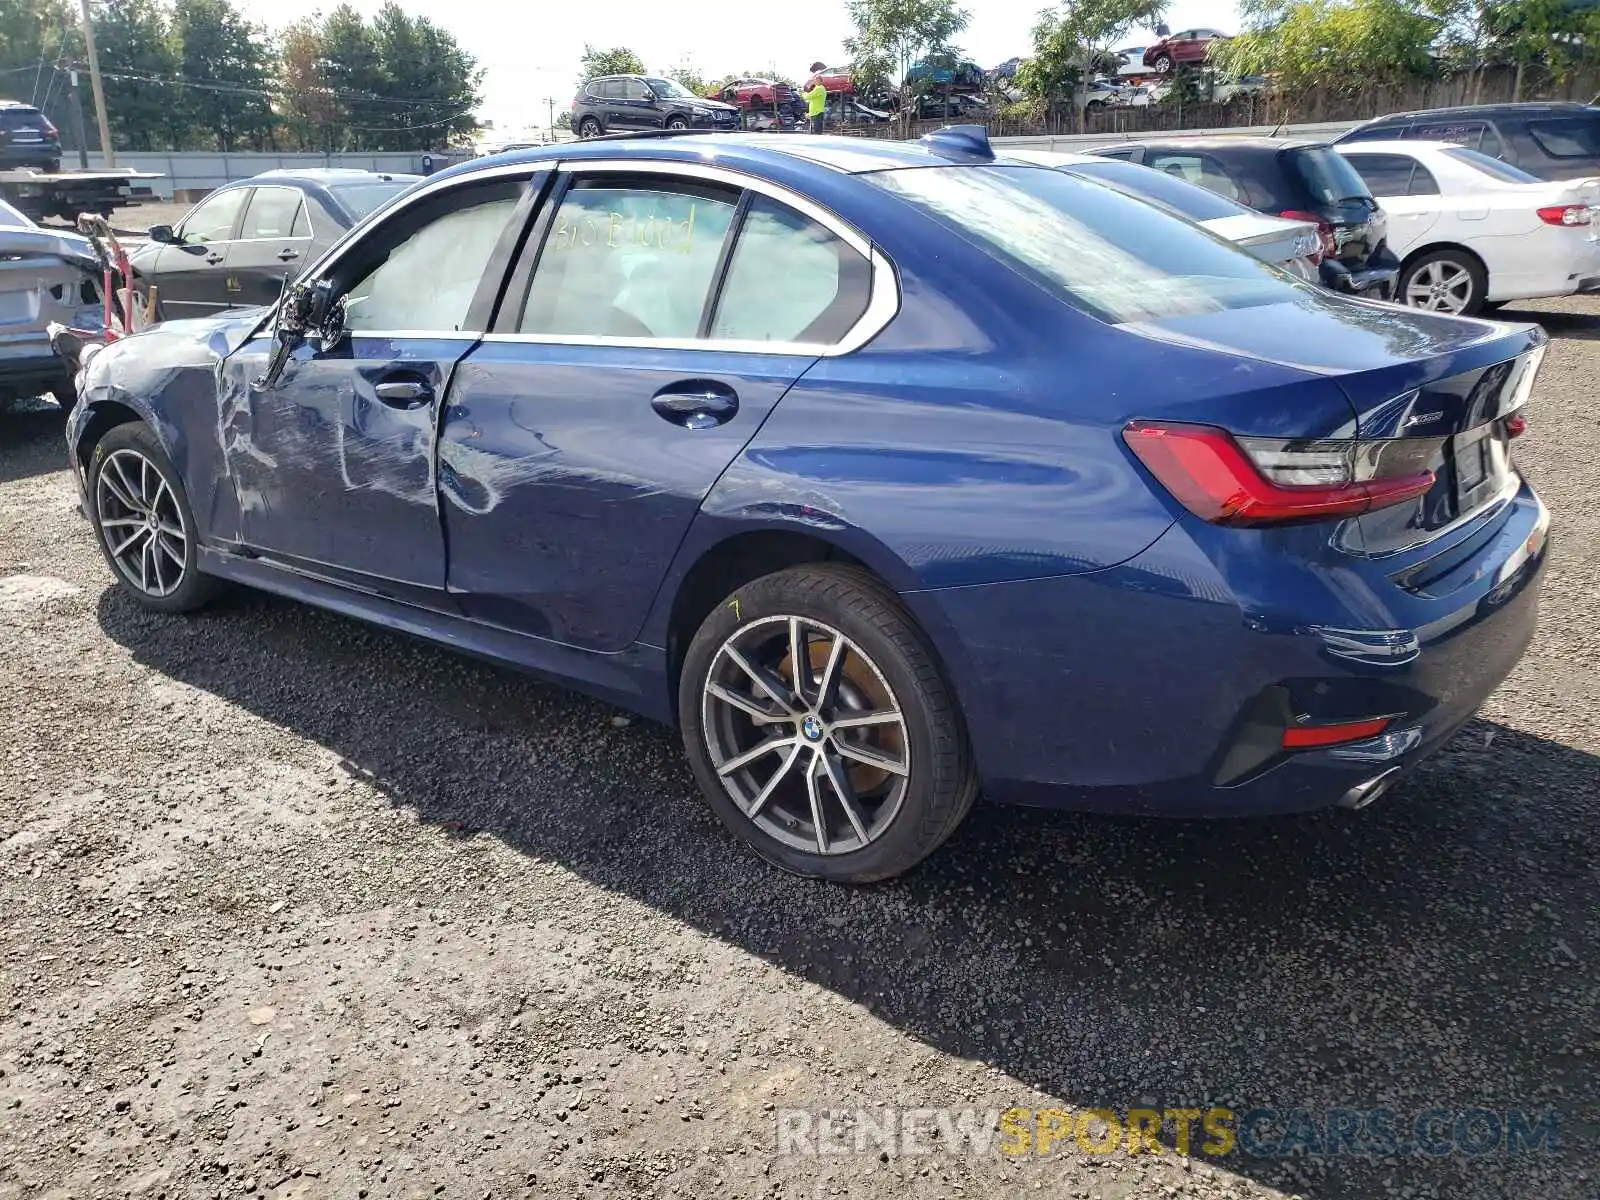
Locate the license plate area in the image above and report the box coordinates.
[1451,422,1512,515]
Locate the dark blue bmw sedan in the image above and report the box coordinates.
[65,128,1550,882]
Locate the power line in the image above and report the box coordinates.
[93,65,478,111]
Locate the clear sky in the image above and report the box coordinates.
[233,0,1243,135]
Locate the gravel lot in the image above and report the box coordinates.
[1,298,1597,1200]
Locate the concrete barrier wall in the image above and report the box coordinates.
[79,121,1365,198]
[78,151,468,199]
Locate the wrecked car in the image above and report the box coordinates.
[0,198,102,408]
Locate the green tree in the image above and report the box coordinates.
[317,2,384,145]
[170,0,276,150]
[1018,0,1166,125]
[669,62,711,96]
[843,0,970,120]
[578,44,646,88]
[92,0,179,151]
[367,2,480,149]
[276,16,338,151]
[1214,0,1439,111]
[0,0,80,138]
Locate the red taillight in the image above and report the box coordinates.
[40,116,58,138]
[1282,716,1392,749]
[1280,209,1336,262]
[1122,421,1437,527]
[1505,413,1528,439]
[1537,204,1593,227]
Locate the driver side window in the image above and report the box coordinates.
[180,188,248,244]
[335,180,523,334]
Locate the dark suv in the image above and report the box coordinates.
[1336,102,1600,181]
[572,76,740,138]
[1090,137,1400,298]
[0,101,62,172]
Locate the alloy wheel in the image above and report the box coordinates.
[95,448,188,598]
[701,615,910,856]
[1404,260,1474,313]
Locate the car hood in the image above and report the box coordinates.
[684,97,738,113]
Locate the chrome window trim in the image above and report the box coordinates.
[272,157,900,357]
[486,157,899,357]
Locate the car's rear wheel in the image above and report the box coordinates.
[1399,250,1487,316]
[577,116,602,139]
[679,565,977,883]
[87,422,223,614]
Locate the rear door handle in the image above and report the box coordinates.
[374,379,434,408]
[205,252,224,265]
[651,381,738,429]
[277,248,300,262]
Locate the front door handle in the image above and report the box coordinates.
[651,381,738,430]
[206,252,224,265]
[374,378,434,408]
[277,248,300,262]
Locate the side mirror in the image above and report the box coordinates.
[148,224,176,244]
[253,279,318,391]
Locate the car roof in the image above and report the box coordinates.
[1356,101,1598,124]
[460,131,1043,179]
[251,168,421,184]
[0,100,42,112]
[1095,136,1325,154]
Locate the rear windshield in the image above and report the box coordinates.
[1287,146,1374,204]
[1064,158,1248,221]
[0,108,44,129]
[1527,117,1600,158]
[872,165,1302,324]
[1441,146,1541,183]
[330,181,414,221]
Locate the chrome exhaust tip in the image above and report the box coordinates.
[1338,766,1402,811]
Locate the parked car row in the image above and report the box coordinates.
[58,124,1552,885]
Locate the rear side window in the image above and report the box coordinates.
[1287,147,1373,204]
[1339,153,1414,198]
[239,186,304,239]
[1414,121,1495,152]
[710,195,871,344]
[872,165,1302,324]
[1065,158,1247,221]
[1441,146,1540,183]
[1407,162,1440,195]
[520,181,738,338]
[1145,153,1245,202]
[1527,118,1600,158]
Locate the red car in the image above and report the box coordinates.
[719,78,794,108]
[813,65,854,95]
[1143,28,1229,73]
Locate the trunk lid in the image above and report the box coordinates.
[1283,145,1388,266]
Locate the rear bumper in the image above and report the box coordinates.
[905,482,1549,817]
[1321,254,1400,300]
[0,348,71,394]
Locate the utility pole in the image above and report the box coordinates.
[67,66,91,169]
[544,96,556,139]
[77,0,115,167]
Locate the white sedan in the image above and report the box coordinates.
[1336,139,1600,315]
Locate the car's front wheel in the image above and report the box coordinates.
[1152,53,1174,73]
[1399,250,1487,316]
[679,565,977,883]
[666,116,690,130]
[87,422,223,613]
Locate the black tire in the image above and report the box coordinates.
[1152,54,1174,73]
[678,564,978,883]
[577,116,602,139]
[666,115,690,130]
[1398,248,1487,316]
[86,422,224,614]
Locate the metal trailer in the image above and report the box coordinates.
[0,166,161,222]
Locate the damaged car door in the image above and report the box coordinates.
[217,171,537,608]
